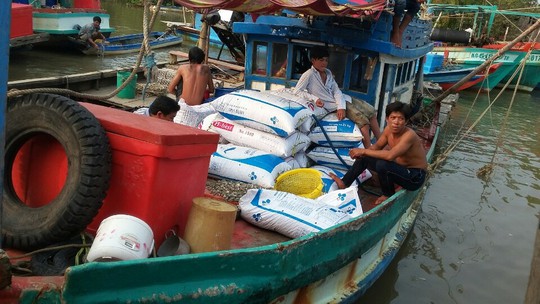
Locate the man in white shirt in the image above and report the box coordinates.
[293,46,381,147]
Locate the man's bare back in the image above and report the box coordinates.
[168,63,214,106]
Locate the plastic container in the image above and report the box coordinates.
[116,71,137,99]
[82,103,219,248]
[87,214,154,262]
[73,0,101,9]
[275,168,323,199]
[10,4,33,39]
[215,87,239,98]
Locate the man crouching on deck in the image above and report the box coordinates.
[329,101,428,205]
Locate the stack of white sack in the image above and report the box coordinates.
[201,113,311,158]
[239,185,362,239]
[202,89,327,188]
[210,89,313,137]
[208,144,291,188]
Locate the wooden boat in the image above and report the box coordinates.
[424,63,502,92]
[482,42,540,92]
[1,0,453,302]
[79,31,183,55]
[30,1,114,48]
[428,4,540,92]
[10,3,49,49]
[430,46,525,92]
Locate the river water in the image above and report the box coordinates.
[7,1,540,303]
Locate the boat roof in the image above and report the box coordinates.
[173,0,388,19]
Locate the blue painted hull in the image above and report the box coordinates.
[82,31,182,55]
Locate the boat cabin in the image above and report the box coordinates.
[233,12,433,126]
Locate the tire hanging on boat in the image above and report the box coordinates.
[2,93,112,250]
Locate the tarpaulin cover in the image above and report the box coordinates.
[173,0,388,18]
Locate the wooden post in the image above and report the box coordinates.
[183,197,237,253]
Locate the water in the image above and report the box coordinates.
[7,1,540,302]
[8,0,227,81]
[361,90,540,303]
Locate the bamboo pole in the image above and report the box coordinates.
[432,18,540,104]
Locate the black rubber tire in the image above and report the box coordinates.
[2,93,112,250]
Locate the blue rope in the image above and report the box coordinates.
[311,114,380,195]
[142,52,156,103]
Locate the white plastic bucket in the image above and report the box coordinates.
[87,214,154,262]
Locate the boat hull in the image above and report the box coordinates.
[32,8,114,36]
[432,47,528,91]
[81,32,183,55]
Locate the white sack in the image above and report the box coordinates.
[208,116,311,158]
[239,189,351,238]
[309,113,363,147]
[208,144,292,188]
[211,90,312,137]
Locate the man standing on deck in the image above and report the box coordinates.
[329,101,428,205]
[167,46,215,127]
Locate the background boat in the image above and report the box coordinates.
[79,31,183,55]
[29,0,115,49]
[424,62,502,92]
[428,4,540,92]
[9,3,49,49]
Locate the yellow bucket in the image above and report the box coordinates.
[275,168,323,199]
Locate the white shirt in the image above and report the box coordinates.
[293,66,346,112]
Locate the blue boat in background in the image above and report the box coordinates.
[78,31,183,55]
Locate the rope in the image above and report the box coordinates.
[311,114,381,196]
[7,0,165,103]
[429,42,534,174]
[477,30,539,180]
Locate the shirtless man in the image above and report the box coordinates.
[329,101,428,205]
[167,47,215,127]
[168,46,214,106]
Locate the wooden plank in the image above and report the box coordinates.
[169,50,245,72]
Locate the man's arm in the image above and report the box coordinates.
[293,71,310,94]
[350,129,414,160]
[168,68,183,95]
[205,66,215,93]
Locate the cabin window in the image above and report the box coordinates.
[272,43,288,78]
[349,55,371,93]
[394,59,418,86]
[291,45,312,79]
[328,49,347,87]
[253,42,268,75]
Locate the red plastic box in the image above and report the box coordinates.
[10,4,33,39]
[73,0,101,9]
[82,103,219,247]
